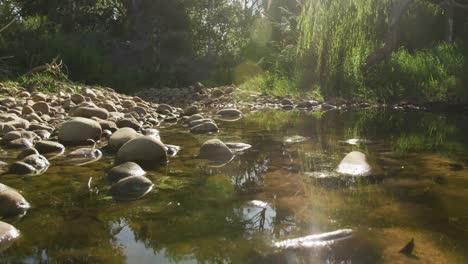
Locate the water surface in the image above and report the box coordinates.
[1,108,468,263]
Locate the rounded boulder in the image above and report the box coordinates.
[0,221,20,252]
[199,139,233,163]
[0,183,30,217]
[109,127,140,151]
[116,136,167,167]
[58,117,102,145]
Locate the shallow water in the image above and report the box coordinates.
[1,108,468,263]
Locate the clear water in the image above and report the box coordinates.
[1,108,468,263]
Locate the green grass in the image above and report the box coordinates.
[239,71,324,101]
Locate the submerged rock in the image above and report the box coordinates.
[199,139,233,163]
[0,183,30,217]
[66,141,102,166]
[116,136,167,167]
[110,175,154,201]
[336,151,373,176]
[0,221,20,252]
[108,162,146,182]
[58,117,102,145]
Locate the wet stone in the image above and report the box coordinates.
[35,141,65,154]
[199,139,233,163]
[336,151,373,177]
[108,162,146,182]
[110,175,154,201]
[0,221,20,252]
[116,136,168,167]
[17,148,39,160]
[8,162,37,175]
[6,138,33,149]
[0,183,30,218]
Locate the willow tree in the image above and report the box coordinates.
[297,0,392,96]
[296,0,467,97]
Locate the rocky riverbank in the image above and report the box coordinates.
[134,83,432,112]
[0,83,242,250]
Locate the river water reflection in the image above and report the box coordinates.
[1,108,468,263]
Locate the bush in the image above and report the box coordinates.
[364,43,466,103]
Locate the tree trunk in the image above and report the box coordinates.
[445,5,454,42]
[365,0,415,67]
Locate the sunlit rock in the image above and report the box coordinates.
[0,221,20,252]
[283,135,308,144]
[109,127,140,151]
[116,136,167,167]
[336,151,373,176]
[58,117,102,145]
[71,106,109,120]
[199,139,233,163]
[0,183,30,217]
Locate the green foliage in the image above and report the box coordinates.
[296,0,468,103]
[365,43,466,103]
[1,0,468,104]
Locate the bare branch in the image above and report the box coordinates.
[365,0,415,67]
[0,19,15,34]
[446,0,468,8]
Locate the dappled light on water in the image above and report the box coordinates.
[1,109,468,263]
